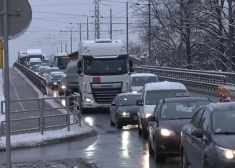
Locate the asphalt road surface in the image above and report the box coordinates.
[0,76,219,168]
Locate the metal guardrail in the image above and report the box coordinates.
[0,94,81,137]
[13,62,46,90]
[140,65,235,84]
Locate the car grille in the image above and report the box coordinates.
[91,87,122,104]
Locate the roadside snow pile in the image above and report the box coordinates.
[0,69,5,122]
[0,158,97,168]
[0,120,95,150]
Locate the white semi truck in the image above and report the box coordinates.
[26,49,44,68]
[75,39,134,112]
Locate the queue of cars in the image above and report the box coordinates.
[109,73,235,168]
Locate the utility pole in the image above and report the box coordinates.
[80,22,82,41]
[65,42,67,52]
[2,0,11,167]
[110,7,112,39]
[126,1,129,54]
[228,0,233,71]
[180,0,184,68]
[61,43,62,52]
[70,28,72,53]
[94,0,100,39]
[148,0,151,65]
[87,17,89,40]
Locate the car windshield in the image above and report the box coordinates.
[57,57,72,69]
[213,110,235,134]
[48,69,60,74]
[52,75,62,80]
[132,76,158,86]
[145,89,187,105]
[118,95,140,106]
[84,56,128,75]
[160,100,211,120]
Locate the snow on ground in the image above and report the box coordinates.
[0,68,96,150]
[0,69,5,123]
[0,120,95,150]
[0,158,97,168]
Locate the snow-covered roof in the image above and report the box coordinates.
[27,49,42,55]
[130,73,157,77]
[145,81,187,91]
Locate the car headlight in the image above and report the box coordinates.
[61,85,66,89]
[145,113,152,118]
[121,112,131,116]
[216,146,235,159]
[131,91,138,93]
[53,82,57,85]
[160,128,176,137]
[85,97,93,103]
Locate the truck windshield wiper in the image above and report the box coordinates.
[215,132,235,135]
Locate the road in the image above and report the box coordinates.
[0,68,69,136]
[0,69,219,168]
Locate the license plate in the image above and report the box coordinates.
[133,116,138,120]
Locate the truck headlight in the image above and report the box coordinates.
[216,146,235,159]
[85,97,93,103]
[160,128,176,137]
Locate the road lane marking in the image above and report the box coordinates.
[9,75,26,111]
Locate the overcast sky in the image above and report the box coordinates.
[8,0,140,66]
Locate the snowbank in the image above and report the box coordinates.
[0,69,5,123]
[0,121,95,150]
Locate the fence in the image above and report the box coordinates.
[0,94,81,138]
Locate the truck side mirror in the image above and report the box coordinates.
[77,69,81,74]
[129,59,133,68]
[129,67,134,72]
[77,61,81,69]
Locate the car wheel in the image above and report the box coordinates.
[116,118,122,129]
[138,121,142,136]
[148,135,154,156]
[154,145,166,163]
[181,149,189,168]
[110,115,115,126]
[142,120,148,139]
[204,158,210,168]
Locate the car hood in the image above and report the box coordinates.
[144,105,156,114]
[118,105,139,112]
[131,86,143,92]
[213,134,235,150]
[160,119,191,133]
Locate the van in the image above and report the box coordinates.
[136,81,188,138]
[28,58,42,69]
[129,73,158,93]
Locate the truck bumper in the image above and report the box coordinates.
[82,93,111,109]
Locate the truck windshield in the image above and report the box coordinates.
[57,57,72,69]
[84,57,128,75]
[27,55,42,61]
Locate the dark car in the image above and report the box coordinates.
[181,102,235,168]
[148,97,212,163]
[110,92,141,129]
[58,76,68,96]
[50,74,63,90]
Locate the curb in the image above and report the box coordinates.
[0,129,97,151]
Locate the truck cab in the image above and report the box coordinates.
[76,39,134,111]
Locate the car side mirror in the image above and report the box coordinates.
[129,59,133,68]
[191,129,203,138]
[77,61,81,69]
[111,103,116,106]
[136,99,143,106]
[77,69,81,74]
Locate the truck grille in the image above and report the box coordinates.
[91,87,122,104]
